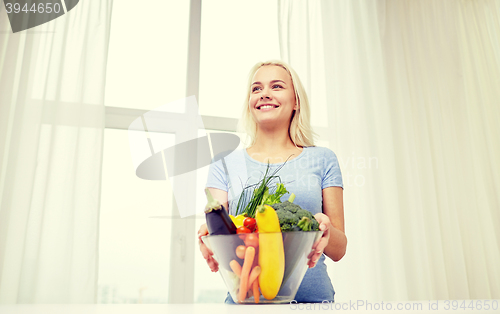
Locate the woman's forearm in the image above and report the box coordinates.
[323,226,347,262]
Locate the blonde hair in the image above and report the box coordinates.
[239,60,316,147]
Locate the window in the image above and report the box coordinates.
[99,0,189,304]
[98,129,175,303]
[100,0,280,304]
[103,0,190,111]
[198,0,280,119]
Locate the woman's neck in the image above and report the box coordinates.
[247,127,302,163]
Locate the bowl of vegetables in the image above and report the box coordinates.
[202,229,322,304]
[203,187,322,304]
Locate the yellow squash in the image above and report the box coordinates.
[255,205,285,300]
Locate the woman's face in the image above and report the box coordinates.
[248,65,297,129]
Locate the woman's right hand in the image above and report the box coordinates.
[198,223,219,272]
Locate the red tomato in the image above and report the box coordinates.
[236,226,251,234]
[235,245,246,259]
[243,217,256,232]
[244,233,259,248]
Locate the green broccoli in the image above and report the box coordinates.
[311,218,319,231]
[271,195,320,232]
[271,201,301,213]
[296,208,313,220]
[297,217,313,231]
[275,209,299,231]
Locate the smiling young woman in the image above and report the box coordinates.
[198,60,346,304]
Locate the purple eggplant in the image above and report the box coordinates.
[204,188,237,235]
[204,188,244,271]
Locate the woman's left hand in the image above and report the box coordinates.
[307,213,332,268]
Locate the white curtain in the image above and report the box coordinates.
[278,0,500,301]
[0,1,112,303]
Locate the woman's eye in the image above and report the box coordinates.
[252,86,261,92]
[272,84,283,89]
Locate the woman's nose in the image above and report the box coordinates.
[260,90,271,100]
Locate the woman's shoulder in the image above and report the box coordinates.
[211,148,245,162]
[304,146,339,158]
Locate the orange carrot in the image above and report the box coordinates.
[229,260,242,277]
[252,280,260,303]
[247,265,261,291]
[238,246,255,302]
[236,245,246,259]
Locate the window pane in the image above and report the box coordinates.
[104,0,190,110]
[98,128,175,303]
[198,0,280,120]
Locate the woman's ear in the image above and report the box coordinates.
[294,98,299,110]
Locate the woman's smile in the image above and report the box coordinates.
[256,103,280,110]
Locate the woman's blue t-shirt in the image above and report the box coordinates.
[205,146,343,303]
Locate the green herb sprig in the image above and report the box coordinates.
[235,156,291,218]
